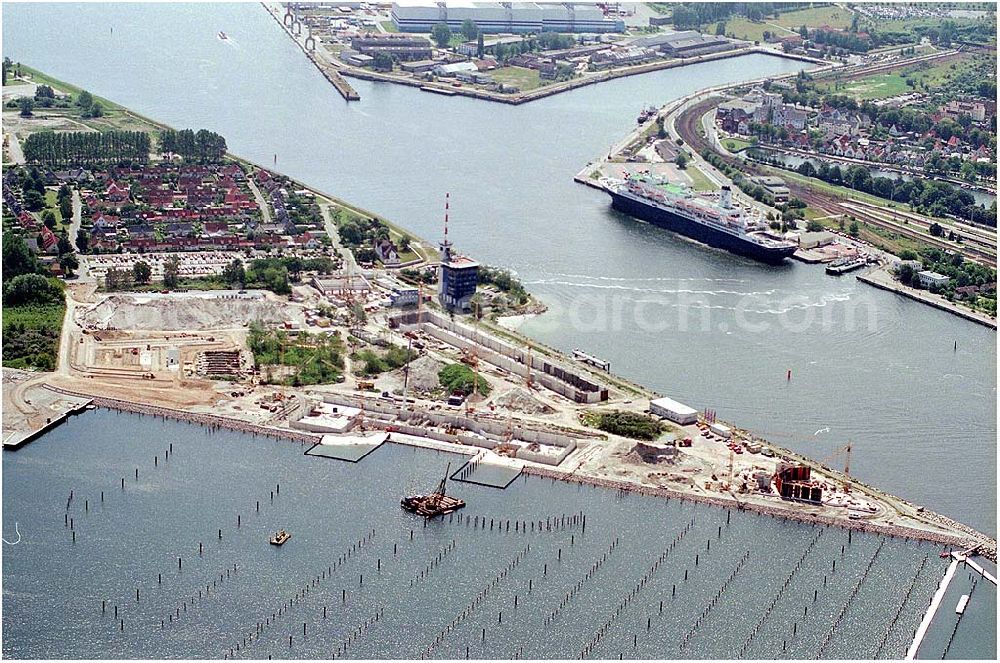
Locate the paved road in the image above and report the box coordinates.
[246,178,273,225]
[68,190,82,251]
[6,127,25,164]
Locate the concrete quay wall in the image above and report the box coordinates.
[525,466,984,553]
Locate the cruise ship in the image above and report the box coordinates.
[604,176,798,264]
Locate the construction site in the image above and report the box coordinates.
[9,259,991,563]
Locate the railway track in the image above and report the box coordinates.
[842,201,997,257]
[792,187,996,267]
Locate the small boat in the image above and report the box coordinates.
[269,530,291,545]
[956,594,969,614]
[218,31,229,40]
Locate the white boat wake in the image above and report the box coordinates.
[2,522,21,545]
[813,427,830,436]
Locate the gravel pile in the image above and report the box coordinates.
[493,387,555,415]
[80,294,298,331]
[396,355,445,394]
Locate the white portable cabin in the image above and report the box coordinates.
[649,396,698,425]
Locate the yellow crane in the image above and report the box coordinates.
[819,442,853,492]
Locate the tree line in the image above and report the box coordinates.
[793,160,996,226]
[23,130,151,166]
[159,128,228,163]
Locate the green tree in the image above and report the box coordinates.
[2,273,63,306]
[163,255,180,288]
[675,152,688,169]
[477,31,485,58]
[2,233,45,280]
[431,23,452,49]
[42,210,57,230]
[59,252,79,277]
[929,222,944,237]
[132,260,152,285]
[461,19,478,41]
[58,195,73,221]
[18,97,34,117]
[848,220,860,236]
[222,258,246,287]
[76,90,94,109]
[715,21,726,36]
[372,52,394,72]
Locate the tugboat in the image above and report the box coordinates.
[401,463,465,518]
[269,530,291,546]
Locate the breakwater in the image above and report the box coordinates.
[524,466,980,553]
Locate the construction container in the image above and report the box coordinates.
[649,396,698,425]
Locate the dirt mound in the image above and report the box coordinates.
[493,387,555,415]
[80,294,298,331]
[396,355,444,394]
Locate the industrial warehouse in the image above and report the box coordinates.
[390,0,626,34]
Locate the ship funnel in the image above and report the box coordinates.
[720,186,733,209]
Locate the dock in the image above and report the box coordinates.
[825,258,869,276]
[905,557,960,660]
[3,394,92,450]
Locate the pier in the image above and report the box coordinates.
[905,557,960,660]
[3,390,92,449]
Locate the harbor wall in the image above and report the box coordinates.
[43,385,322,444]
[524,466,981,551]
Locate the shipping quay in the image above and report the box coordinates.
[261,1,823,107]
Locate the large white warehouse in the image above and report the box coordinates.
[391,1,625,34]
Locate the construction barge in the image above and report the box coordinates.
[401,464,466,518]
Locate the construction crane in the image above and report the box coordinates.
[819,442,853,492]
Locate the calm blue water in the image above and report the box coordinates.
[2,2,994,535]
[3,410,994,659]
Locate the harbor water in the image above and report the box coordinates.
[2,410,995,659]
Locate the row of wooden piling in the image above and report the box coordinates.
[332,607,384,659]
[65,443,176,545]
[577,519,695,659]
[816,538,886,657]
[545,536,619,625]
[874,553,929,659]
[679,549,751,649]
[739,527,825,656]
[160,563,239,631]
[446,511,586,535]
[101,481,283,636]
[409,540,457,587]
[224,529,376,659]
[419,543,531,659]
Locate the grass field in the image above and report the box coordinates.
[15,64,125,113]
[490,66,543,91]
[379,21,398,33]
[773,5,853,31]
[817,54,975,100]
[724,18,774,43]
[684,164,718,191]
[1,299,65,371]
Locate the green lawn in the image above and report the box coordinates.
[683,164,718,192]
[380,21,398,33]
[490,66,543,91]
[773,5,853,31]
[15,64,126,113]
[723,137,753,152]
[43,189,65,229]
